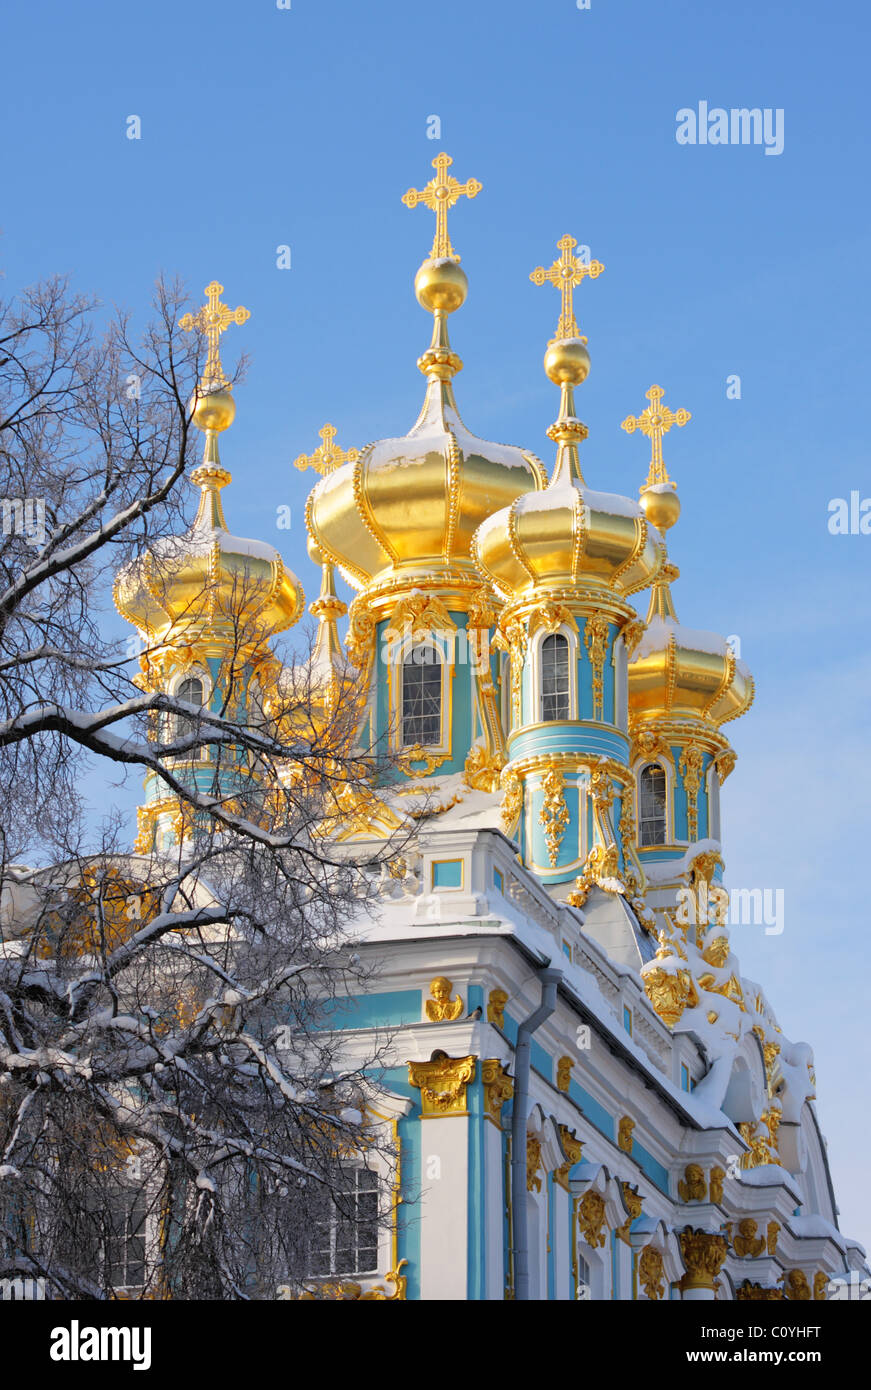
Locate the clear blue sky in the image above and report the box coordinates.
[3,0,869,1251]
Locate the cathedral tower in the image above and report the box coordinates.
[472,237,663,889]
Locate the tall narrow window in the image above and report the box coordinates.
[402,645,441,746]
[638,763,667,846]
[540,633,570,721]
[308,1167,379,1278]
[104,1184,147,1294]
[174,675,204,746]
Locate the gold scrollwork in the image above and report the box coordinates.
[538,766,570,868]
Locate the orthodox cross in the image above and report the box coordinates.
[179,281,250,389]
[294,423,359,477]
[402,152,482,260]
[530,234,604,340]
[621,385,691,486]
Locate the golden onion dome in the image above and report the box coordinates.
[304,256,547,592]
[114,462,304,643]
[628,565,754,728]
[472,326,663,601]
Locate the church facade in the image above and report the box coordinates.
[118,154,867,1302]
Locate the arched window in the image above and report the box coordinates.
[174,675,204,745]
[401,645,441,746]
[540,633,570,721]
[638,763,667,846]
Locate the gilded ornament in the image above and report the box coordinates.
[737,1280,784,1301]
[621,617,646,658]
[813,1271,828,1301]
[408,1054,476,1117]
[556,1055,573,1092]
[617,1115,635,1154]
[678,1228,728,1293]
[621,384,691,491]
[638,1245,665,1300]
[526,1133,543,1193]
[500,768,523,837]
[781,1269,812,1301]
[709,1166,725,1204]
[179,279,250,394]
[294,423,359,478]
[733,1218,765,1258]
[578,1189,608,1248]
[530,600,576,636]
[425,977,463,1022]
[297,1260,408,1301]
[555,1126,583,1189]
[464,742,503,793]
[397,745,450,778]
[487,989,509,1029]
[766,1221,780,1256]
[530,233,604,342]
[402,151,482,262]
[584,615,610,721]
[616,1183,643,1245]
[538,766,570,868]
[481,1059,513,1125]
[679,743,705,843]
[677,1163,707,1203]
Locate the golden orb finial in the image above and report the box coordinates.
[180,280,250,463]
[621,385,691,533]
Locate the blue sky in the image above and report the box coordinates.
[3,0,869,1250]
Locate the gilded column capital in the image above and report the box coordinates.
[408,1054,477,1117]
[678,1227,728,1293]
[481,1059,513,1127]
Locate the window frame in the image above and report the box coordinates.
[532,625,578,724]
[637,760,670,847]
[390,633,452,758]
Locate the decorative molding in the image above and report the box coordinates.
[584,614,610,721]
[538,766,570,868]
[678,1227,728,1293]
[408,1054,476,1117]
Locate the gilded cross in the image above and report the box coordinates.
[294,423,359,477]
[179,281,250,389]
[401,152,482,260]
[530,234,604,340]
[621,385,691,486]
